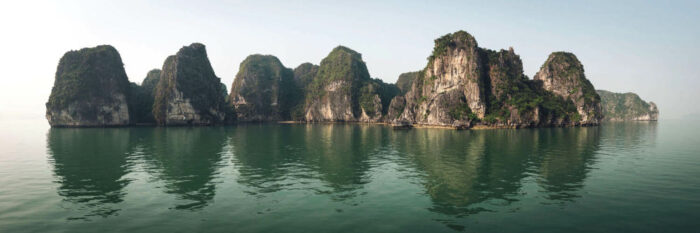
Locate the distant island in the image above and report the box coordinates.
[597,90,658,121]
[45,30,657,128]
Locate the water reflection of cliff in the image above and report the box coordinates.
[229,124,384,201]
[534,127,601,202]
[47,128,136,219]
[138,127,227,210]
[228,124,304,195]
[393,127,602,231]
[302,124,384,197]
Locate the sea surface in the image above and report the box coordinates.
[1,119,699,233]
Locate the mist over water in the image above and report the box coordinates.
[0,121,698,232]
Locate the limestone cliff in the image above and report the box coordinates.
[597,90,658,121]
[46,45,131,127]
[153,43,228,125]
[392,31,601,128]
[303,46,393,122]
[534,52,602,125]
[229,55,299,121]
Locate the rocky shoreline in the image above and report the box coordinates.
[46,30,657,129]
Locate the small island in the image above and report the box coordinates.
[45,30,657,128]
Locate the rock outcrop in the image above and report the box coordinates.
[229,55,299,121]
[46,45,131,127]
[303,46,395,122]
[391,30,602,128]
[153,43,228,125]
[534,52,602,125]
[597,90,658,121]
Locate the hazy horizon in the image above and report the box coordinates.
[1,0,698,120]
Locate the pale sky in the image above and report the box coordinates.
[1,0,698,120]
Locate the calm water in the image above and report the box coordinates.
[1,120,699,233]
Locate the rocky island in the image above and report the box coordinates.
[597,90,658,121]
[391,31,601,128]
[46,45,131,127]
[46,30,656,128]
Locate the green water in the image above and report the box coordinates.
[1,120,699,232]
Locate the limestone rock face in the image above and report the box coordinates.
[46,45,131,127]
[153,43,228,125]
[398,31,487,127]
[534,52,602,125]
[597,90,659,121]
[303,46,377,122]
[229,55,298,121]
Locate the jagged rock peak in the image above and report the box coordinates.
[46,45,131,127]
